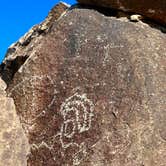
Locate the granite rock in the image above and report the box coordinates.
[77,0,166,25]
[3,6,166,166]
[0,78,30,166]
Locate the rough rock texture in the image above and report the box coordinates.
[1,6,165,166]
[77,0,166,26]
[0,78,30,166]
[0,2,69,84]
[0,78,6,97]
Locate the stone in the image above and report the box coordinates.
[130,14,143,22]
[77,0,166,25]
[0,78,30,166]
[0,77,7,97]
[1,5,165,166]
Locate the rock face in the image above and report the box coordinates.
[77,0,166,25]
[0,2,166,166]
[2,6,165,166]
[0,78,30,166]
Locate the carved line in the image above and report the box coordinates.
[59,92,94,165]
[8,75,57,126]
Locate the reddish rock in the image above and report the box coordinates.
[78,0,166,25]
[1,4,166,166]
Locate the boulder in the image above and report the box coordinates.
[77,0,166,25]
[0,78,30,166]
[3,6,166,166]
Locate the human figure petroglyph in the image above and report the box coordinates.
[9,75,95,165]
[60,93,94,140]
[59,92,94,165]
[22,90,95,165]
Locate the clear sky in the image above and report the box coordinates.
[0,0,76,63]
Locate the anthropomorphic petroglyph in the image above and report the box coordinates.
[30,92,95,165]
[59,92,94,165]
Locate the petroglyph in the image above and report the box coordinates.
[59,92,94,165]
[54,92,95,165]
[59,92,94,146]
[28,92,95,165]
[103,44,124,65]
[8,75,57,130]
[73,142,88,165]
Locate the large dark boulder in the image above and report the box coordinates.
[78,0,166,26]
[1,3,165,166]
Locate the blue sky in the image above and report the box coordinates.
[0,0,76,63]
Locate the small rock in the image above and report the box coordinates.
[130,14,143,22]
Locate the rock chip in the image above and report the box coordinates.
[4,5,166,166]
[77,0,166,25]
[0,78,30,166]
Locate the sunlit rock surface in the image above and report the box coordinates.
[5,7,166,166]
[0,2,165,166]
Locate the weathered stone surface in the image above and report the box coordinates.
[77,0,166,25]
[2,6,166,166]
[0,78,6,97]
[0,78,30,166]
[0,2,69,84]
